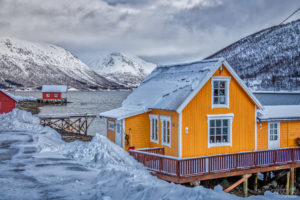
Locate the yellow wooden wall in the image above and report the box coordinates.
[122,110,179,156]
[107,119,115,142]
[181,65,257,157]
[257,121,300,150]
[124,113,150,151]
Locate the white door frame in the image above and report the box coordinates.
[268,122,280,149]
[115,120,122,147]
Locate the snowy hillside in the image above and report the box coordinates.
[208,19,300,91]
[0,37,124,90]
[89,52,157,88]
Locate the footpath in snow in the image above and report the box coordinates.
[0,109,298,200]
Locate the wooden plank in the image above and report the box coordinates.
[224,174,251,193]
[290,168,295,195]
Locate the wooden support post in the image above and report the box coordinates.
[290,168,295,195]
[254,173,258,192]
[243,174,248,198]
[286,171,290,195]
[224,174,251,193]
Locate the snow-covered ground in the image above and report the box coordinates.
[0,109,298,200]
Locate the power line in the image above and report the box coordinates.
[279,7,300,25]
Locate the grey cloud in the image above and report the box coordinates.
[0,0,299,65]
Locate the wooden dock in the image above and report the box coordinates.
[37,98,68,105]
[39,113,96,139]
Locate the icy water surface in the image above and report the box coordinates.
[14,91,131,135]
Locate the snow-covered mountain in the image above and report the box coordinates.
[89,52,157,88]
[0,37,124,90]
[207,19,300,91]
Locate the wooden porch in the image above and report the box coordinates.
[129,147,300,184]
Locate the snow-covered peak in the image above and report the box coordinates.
[89,52,157,88]
[0,37,123,90]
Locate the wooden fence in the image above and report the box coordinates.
[129,147,300,179]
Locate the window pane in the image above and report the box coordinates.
[210,128,215,136]
[216,120,221,127]
[210,120,215,127]
[213,81,218,88]
[223,135,228,142]
[274,123,277,128]
[214,97,219,104]
[270,124,273,129]
[216,128,221,135]
[219,81,225,88]
[210,136,215,143]
[223,119,228,127]
[220,96,225,104]
[274,130,277,135]
[223,127,228,135]
[216,136,221,143]
[219,89,225,95]
[274,135,278,140]
[270,135,273,141]
[270,130,273,135]
[214,89,219,96]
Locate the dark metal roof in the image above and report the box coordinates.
[254,92,300,106]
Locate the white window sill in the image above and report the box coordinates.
[212,104,229,109]
[162,143,171,148]
[208,142,232,148]
[150,139,159,144]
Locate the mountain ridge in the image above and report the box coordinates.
[0,37,124,90]
[207,19,300,91]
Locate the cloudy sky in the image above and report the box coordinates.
[0,0,299,65]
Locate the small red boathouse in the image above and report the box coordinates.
[0,90,17,114]
[42,85,67,100]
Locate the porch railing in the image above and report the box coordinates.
[129,147,300,178]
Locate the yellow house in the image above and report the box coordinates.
[100,58,300,158]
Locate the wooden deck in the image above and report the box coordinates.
[129,147,300,183]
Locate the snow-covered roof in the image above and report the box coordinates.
[100,58,263,119]
[0,90,17,102]
[254,92,300,106]
[99,107,146,120]
[258,105,300,121]
[42,85,67,93]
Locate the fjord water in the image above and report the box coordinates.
[15,91,131,135]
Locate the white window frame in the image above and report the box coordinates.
[108,121,115,131]
[54,93,58,98]
[268,122,280,148]
[211,77,231,109]
[160,115,171,147]
[149,114,159,144]
[207,113,234,148]
[46,93,50,97]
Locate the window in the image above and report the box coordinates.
[54,93,58,98]
[149,114,159,143]
[46,93,50,97]
[108,121,115,131]
[269,122,279,141]
[161,116,171,147]
[211,77,230,108]
[207,114,233,148]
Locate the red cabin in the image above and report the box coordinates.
[42,85,67,100]
[0,90,17,114]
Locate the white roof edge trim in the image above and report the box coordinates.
[176,59,264,113]
[176,59,224,113]
[222,60,264,111]
[99,109,147,120]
